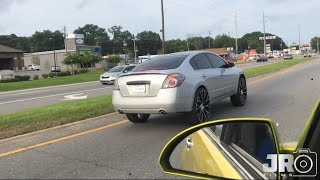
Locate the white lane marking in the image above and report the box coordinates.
[0,88,107,105]
[0,85,111,97]
[62,93,88,100]
[0,81,101,95]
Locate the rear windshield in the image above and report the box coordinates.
[132,55,188,72]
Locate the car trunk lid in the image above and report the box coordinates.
[117,71,170,97]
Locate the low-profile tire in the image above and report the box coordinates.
[190,87,211,125]
[126,114,150,123]
[230,77,247,106]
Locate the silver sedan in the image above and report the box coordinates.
[112,51,247,124]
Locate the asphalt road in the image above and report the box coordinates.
[0,59,319,179]
[0,59,282,114]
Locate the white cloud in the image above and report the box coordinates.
[0,0,318,44]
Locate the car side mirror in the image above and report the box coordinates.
[228,62,235,68]
[159,118,280,180]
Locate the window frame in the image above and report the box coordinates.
[189,53,213,70]
[205,53,228,69]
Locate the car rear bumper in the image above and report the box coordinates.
[112,88,192,114]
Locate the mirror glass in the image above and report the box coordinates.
[169,122,277,180]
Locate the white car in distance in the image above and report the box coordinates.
[26,64,40,71]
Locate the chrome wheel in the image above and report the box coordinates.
[239,78,247,103]
[195,89,210,123]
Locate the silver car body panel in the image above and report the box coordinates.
[112,51,244,114]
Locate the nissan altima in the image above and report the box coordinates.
[112,51,247,124]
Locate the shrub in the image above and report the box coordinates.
[65,71,71,76]
[0,78,20,83]
[48,73,55,78]
[15,75,30,81]
[73,70,78,75]
[57,71,72,77]
[22,75,31,81]
[42,74,49,79]
[79,68,88,73]
[33,75,39,80]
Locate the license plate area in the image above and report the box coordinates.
[131,85,146,93]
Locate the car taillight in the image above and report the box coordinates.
[113,78,120,90]
[162,73,186,89]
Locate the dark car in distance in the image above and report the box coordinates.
[256,55,268,62]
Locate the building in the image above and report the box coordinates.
[23,34,101,71]
[0,45,24,70]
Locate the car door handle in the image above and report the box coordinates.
[186,138,193,148]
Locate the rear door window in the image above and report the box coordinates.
[191,54,213,70]
[132,55,188,72]
[206,53,227,68]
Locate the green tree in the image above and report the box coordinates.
[106,54,121,64]
[166,39,188,53]
[0,34,31,52]
[310,36,318,51]
[108,26,134,54]
[74,24,110,55]
[30,30,64,52]
[187,36,206,50]
[136,31,162,55]
[239,31,287,53]
[212,34,235,49]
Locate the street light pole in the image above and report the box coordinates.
[133,36,137,62]
[50,37,57,74]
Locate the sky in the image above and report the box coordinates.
[0,0,319,45]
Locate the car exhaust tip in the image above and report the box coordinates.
[159,110,167,115]
[118,109,124,114]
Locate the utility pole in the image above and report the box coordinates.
[187,42,190,51]
[63,26,67,54]
[208,31,211,49]
[298,24,301,52]
[235,12,238,53]
[263,12,266,56]
[161,0,166,54]
[317,36,319,55]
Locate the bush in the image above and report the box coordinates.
[0,78,20,83]
[57,71,72,77]
[73,70,79,75]
[42,74,49,79]
[48,73,55,78]
[79,68,88,73]
[15,75,30,81]
[33,75,39,80]
[65,71,71,76]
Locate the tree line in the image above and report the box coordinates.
[0,24,291,56]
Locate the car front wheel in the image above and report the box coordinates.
[230,77,247,106]
[126,114,150,123]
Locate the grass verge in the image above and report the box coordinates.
[244,58,316,78]
[0,71,103,92]
[0,95,114,140]
[0,57,317,140]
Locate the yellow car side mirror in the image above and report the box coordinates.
[158,118,281,180]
